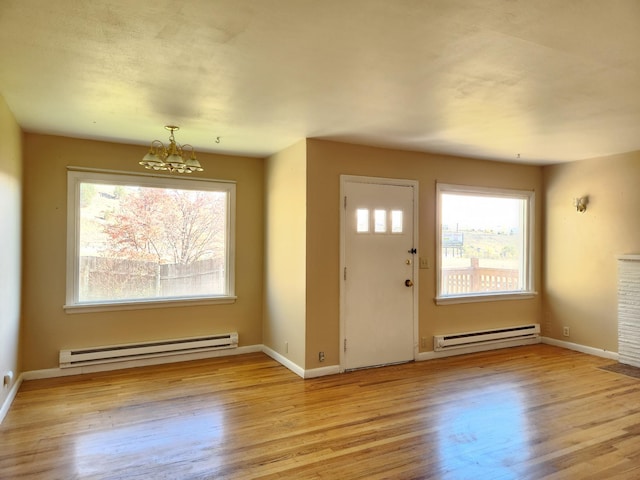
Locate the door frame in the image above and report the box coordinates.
[339,175,419,372]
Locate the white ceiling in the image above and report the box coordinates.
[1,0,639,165]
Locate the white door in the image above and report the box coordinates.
[342,177,417,370]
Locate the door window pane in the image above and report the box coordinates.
[374,209,387,233]
[356,208,369,233]
[391,210,403,233]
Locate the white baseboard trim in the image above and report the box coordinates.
[541,336,619,361]
[21,344,339,384]
[304,365,341,379]
[416,337,541,361]
[16,337,620,383]
[416,337,619,362]
[0,372,24,425]
[22,345,263,381]
[261,347,340,379]
[261,346,305,378]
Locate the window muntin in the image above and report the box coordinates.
[66,170,235,310]
[436,184,534,302]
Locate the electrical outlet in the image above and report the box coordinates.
[563,326,570,337]
[3,371,13,388]
[285,341,288,354]
[421,337,427,348]
[319,351,325,362]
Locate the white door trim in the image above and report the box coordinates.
[339,175,419,372]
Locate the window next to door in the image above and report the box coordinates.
[435,183,536,305]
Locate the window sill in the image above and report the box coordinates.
[64,296,237,314]
[435,291,538,305]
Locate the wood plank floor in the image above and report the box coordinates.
[2,344,640,479]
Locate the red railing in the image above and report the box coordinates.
[442,258,519,294]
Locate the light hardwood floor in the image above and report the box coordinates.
[2,344,640,479]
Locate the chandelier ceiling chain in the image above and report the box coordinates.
[139,125,204,174]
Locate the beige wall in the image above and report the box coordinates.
[263,141,307,367]
[305,139,543,368]
[543,151,640,352]
[0,95,22,408]
[19,129,630,375]
[21,134,264,371]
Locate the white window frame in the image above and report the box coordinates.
[435,183,536,305]
[64,167,236,313]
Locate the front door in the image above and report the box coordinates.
[341,177,417,370]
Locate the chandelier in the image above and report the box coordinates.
[139,125,203,173]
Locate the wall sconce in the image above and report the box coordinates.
[574,196,588,213]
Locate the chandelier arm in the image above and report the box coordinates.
[181,144,195,155]
[149,139,165,155]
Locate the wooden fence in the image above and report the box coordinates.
[79,256,224,301]
[442,258,519,294]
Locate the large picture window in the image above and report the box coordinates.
[65,169,235,311]
[436,183,535,304]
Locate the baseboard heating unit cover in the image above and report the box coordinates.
[59,332,238,368]
[434,324,540,351]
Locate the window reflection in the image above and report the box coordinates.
[74,411,224,477]
[435,385,530,479]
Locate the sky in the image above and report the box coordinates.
[441,193,523,231]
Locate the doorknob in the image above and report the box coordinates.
[405,279,414,287]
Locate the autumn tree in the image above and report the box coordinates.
[102,186,226,265]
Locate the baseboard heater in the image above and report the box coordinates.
[59,332,238,368]
[434,324,540,351]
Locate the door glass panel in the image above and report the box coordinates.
[374,209,387,233]
[356,208,369,232]
[391,210,403,233]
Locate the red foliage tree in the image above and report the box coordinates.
[103,187,226,265]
